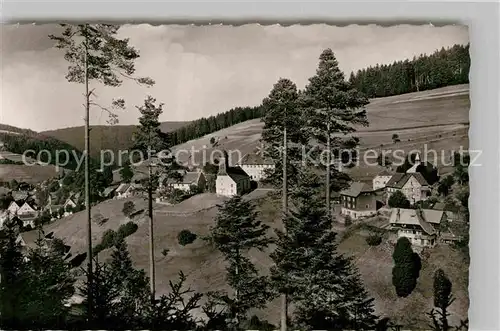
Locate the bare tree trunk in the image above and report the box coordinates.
[83,28,93,322]
[326,121,331,218]
[148,162,155,304]
[280,125,288,331]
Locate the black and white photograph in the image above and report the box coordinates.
[0,23,470,330]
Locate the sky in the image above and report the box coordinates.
[0,23,468,132]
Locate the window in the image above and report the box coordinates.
[366,204,369,208]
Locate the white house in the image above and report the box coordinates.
[236,153,275,181]
[216,157,251,197]
[162,170,206,193]
[7,201,21,215]
[115,183,140,199]
[18,201,37,215]
[63,197,78,216]
[389,208,446,247]
[386,172,430,205]
[372,169,393,190]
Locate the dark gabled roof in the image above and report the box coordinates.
[340,182,374,198]
[102,185,119,197]
[12,191,29,201]
[386,173,428,189]
[226,166,250,182]
[116,183,131,194]
[376,169,393,177]
[237,153,275,166]
[389,208,440,235]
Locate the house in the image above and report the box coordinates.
[63,197,78,216]
[115,183,140,199]
[372,169,393,190]
[216,157,251,197]
[18,201,38,215]
[386,172,430,205]
[7,201,21,215]
[163,170,206,193]
[432,202,460,222]
[102,185,119,199]
[236,153,275,181]
[389,208,446,247]
[340,182,381,220]
[12,191,29,203]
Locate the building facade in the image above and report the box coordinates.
[216,157,251,197]
[372,169,393,190]
[389,208,445,247]
[386,172,430,205]
[340,182,379,220]
[236,153,275,181]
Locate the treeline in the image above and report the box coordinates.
[349,43,470,98]
[168,106,263,146]
[0,132,86,171]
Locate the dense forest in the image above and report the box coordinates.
[0,132,85,170]
[348,44,470,98]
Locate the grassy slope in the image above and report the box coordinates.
[29,190,468,327]
[172,84,469,171]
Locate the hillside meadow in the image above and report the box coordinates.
[23,190,469,327]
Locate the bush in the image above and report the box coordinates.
[178,229,197,246]
[366,234,382,246]
[391,237,421,297]
[344,215,353,226]
[101,229,117,249]
[122,201,136,217]
[162,248,169,257]
[117,221,138,238]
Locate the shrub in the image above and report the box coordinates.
[162,248,169,257]
[101,229,117,249]
[117,221,138,238]
[366,234,382,246]
[178,229,197,246]
[344,215,353,226]
[122,201,136,217]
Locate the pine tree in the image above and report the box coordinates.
[79,258,120,328]
[206,196,274,328]
[23,229,76,328]
[261,78,308,191]
[271,167,377,330]
[49,25,154,318]
[120,159,135,183]
[302,49,369,217]
[108,237,151,328]
[133,95,176,304]
[428,269,454,331]
[0,220,27,328]
[392,237,421,297]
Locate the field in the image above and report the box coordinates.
[172,84,470,181]
[23,190,469,327]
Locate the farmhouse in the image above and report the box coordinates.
[216,157,251,197]
[386,172,430,205]
[340,182,382,220]
[163,170,206,192]
[115,183,141,199]
[389,208,446,247]
[102,185,119,199]
[236,153,275,181]
[372,169,393,190]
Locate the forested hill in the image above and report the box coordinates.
[348,43,470,98]
[37,43,470,159]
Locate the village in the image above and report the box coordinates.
[1,143,468,253]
